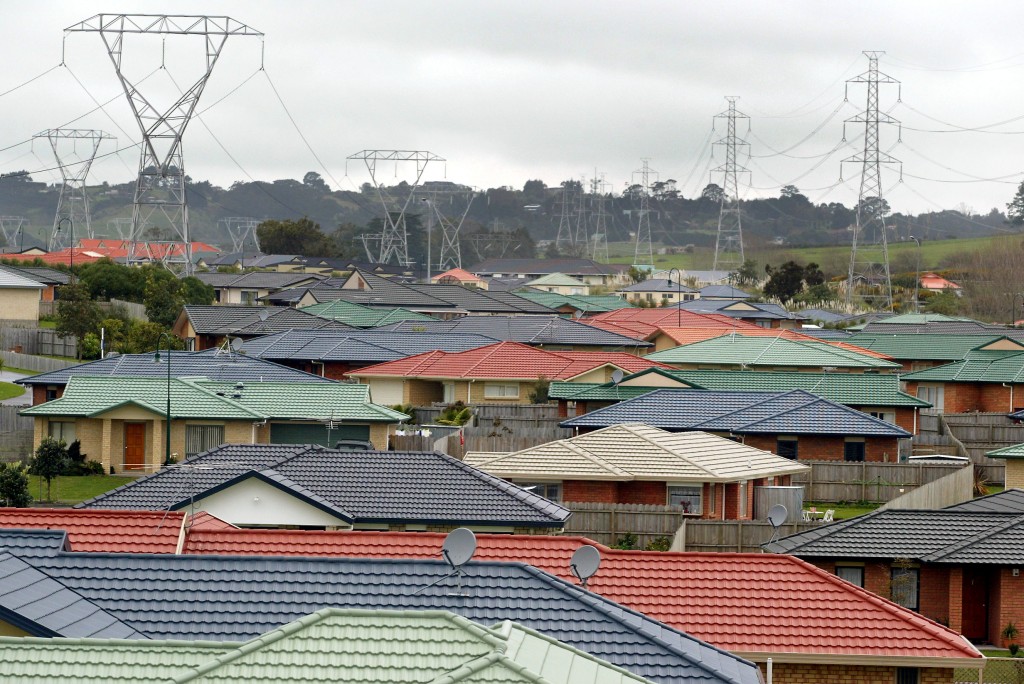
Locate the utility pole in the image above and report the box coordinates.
[711,97,749,272]
[632,159,656,270]
[844,51,902,311]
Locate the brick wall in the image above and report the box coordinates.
[903,380,1024,414]
[757,662,953,684]
[563,480,618,503]
[618,480,667,505]
[996,567,1024,647]
[919,564,951,626]
[404,379,444,406]
[741,434,899,462]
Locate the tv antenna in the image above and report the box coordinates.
[411,527,477,596]
[765,504,788,545]
[569,544,602,589]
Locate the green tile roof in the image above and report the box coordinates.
[847,333,1016,361]
[0,609,656,683]
[525,273,588,287]
[646,335,901,369]
[21,377,407,423]
[986,443,1024,460]
[514,290,634,313]
[869,313,981,325]
[901,350,1024,384]
[299,299,435,327]
[549,367,928,407]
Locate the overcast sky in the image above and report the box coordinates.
[3,1,1024,217]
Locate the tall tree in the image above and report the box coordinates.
[1008,180,1024,226]
[256,217,337,256]
[55,283,101,358]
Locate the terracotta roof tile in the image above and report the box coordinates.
[0,508,183,553]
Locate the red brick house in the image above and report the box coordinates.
[902,341,1024,414]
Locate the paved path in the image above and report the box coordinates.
[0,370,30,406]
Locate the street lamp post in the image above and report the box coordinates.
[154,332,174,467]
[666,267,682,327]
[909,235,921,314]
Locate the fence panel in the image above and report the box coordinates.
[0,327,76,357]
[0,350,77,374]
[0,406,34,463]
[563,502,688,548]
[677,519,819,553]
[792,461,971,503]
[880,466,974,511]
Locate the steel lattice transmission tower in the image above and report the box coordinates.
[844,51,902,310]
[107,217,134,240]
[219,217,262,253]
[589,175,610,263]
[631,159,657,270]
[33,129,115,249]
[419,189,474,272]
[65,14,263,275]
[0,217,29,249]
[554,181,575,253]
[573,176,588,256]
[348,150,444,266]
[711,97,750,272]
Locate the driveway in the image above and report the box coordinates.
[0,370,30,406]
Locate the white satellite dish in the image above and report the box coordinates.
[767,504,788,529]
[569,545,601,588]
[259,309,270,321]
[610,369,624,385]
[441,528,477,569]
[231,337,244,351]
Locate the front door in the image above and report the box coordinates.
[962,567,990,642]
[124,423,146,471]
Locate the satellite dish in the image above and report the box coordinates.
[441,528,477,569]
[610,369,624,385]
[767,504,788,529]
[259,309,270,321]
[231,337,244,351]
[569,545,601,588]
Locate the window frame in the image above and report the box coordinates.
[776,436,799,460]
[890,565,920,611]
[667,483,703,515]
[483,382,520,399]
[514,481,562,503]
[835,564,864,587]
[184,424,226,458]
[47,420,76,444]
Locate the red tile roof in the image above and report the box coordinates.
[584,310,759,339]
[179,529,980,662]
[349,341,670,380]
[0,508,184,553]
[3,248,106,267]
[76,239,220,258]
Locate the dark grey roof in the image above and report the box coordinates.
[765,509,1024,564]
[0,551,146,639]
[0,551,759,684]
[797,308,860,324]
[945,489,1024,513]
[561,388,910,437]
[78,444,570,528]
[239,329,499,362]
[0,264,70,285]
[471,258,624,277]
[618,279,697,293]
[791,327,854,340]
[698,285,750,298]
[482,277,533,292]
[0,529,68,556]
[17,349,335,387]
[376,316,652,349]
[194,271,325,290]
[182,304,354,335]
[675,299,805,320]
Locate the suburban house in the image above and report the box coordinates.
[376,315,652,352]
[0,268,44,324]
[650,268,733,288]
[847,333,1023,372]
[172,304,353,350]
[430,267,487,288]
[21,377,408,472]
[347,341,671,406]
[675,298,807,329]
[0,540,761,684]
[583,308,767,341]
[698,284,752,299]
[464,423,809,518]
[920,272,962,293]
[470,257,629,287]
[16,349,336,406]
[523,272,591,295]
[767,489,1024,648]
[560,388,911,461]
[985,443,1024,488]
[192,271,327,305]
[238,329,500,379]
[901,341,1024,414]
[855,313,1013,336]
[646,325,899,356]
[645,333,902,372]
[549,366,929,434]
[511,289,635,316]
[298,298,436,327]
[616,278,699,305]
[77,442,570,532]
[0,608,669,684]
[0,264,68,302]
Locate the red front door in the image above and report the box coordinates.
[962,567,990,642]
[124,423,146,471]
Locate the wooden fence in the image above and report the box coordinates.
[0,350,77,374]
[38,298,147,321]
[415,402,562,429]
[793,460,980,503]
[919,412,1024,464]
[879,465,974,511]
[0,327,76,357]
[562,502,689,549]
[674,519,819,553]
[0,406,33,463]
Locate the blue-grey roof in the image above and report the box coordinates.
[765,509,1024,565]
[0,551,146,639]
[239,329,500,362]
[17,349,335,387]
[674,299,804,320]
[698,285,750,298]
[77,444,570,528]
[560,388,910,437]
[375,315,652,349]
[193,271,325,290]
[181,305,354,335]
[0,529,68,557]
[0,550,759,684]
[945,489,1024,513]
[618,279,697,293]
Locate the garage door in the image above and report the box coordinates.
[270,423,370,447]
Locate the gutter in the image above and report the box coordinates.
[733,650,984,670]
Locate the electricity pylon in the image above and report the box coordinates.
[554,181,575,253]
[711,97,749,272]
[65,14,263,274]
[33,129,114,249]
[844,51,901,311]
[573,175,588,255]
[589,175,610,263]
[220,217,262,252]
[631,159,656,270]
[419,188,474,272]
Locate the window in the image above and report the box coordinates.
[240,290,259,305]
[867,410,896,425]
[645,293,653,301]
[484,382,519,399]
[776,438,798,460]
[836,565,864,587]
[515,482,561,502]
[45,386,60,401]
[916,384,944,413]
[48,421,76,444]
[708,483,715,513]
[667,485,702,514]
[891,565,920,610]
[895,667,919,684]
[442,383,455,404]
[739,480,748,517]
[844,440,866,462]
[185,424,225,457]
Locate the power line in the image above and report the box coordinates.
[0,63,63,99]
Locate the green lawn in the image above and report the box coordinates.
[28,474,134,505]
[804,500,880,520]
[0,366,39,376]
[0,381,25,401]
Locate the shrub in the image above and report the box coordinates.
[29,437,70,500]
[0,462,32,507]
[611,532,638,550]
[645,536,672,552]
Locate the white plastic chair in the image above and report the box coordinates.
[822,509,835,523]
[801,510,812,523]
